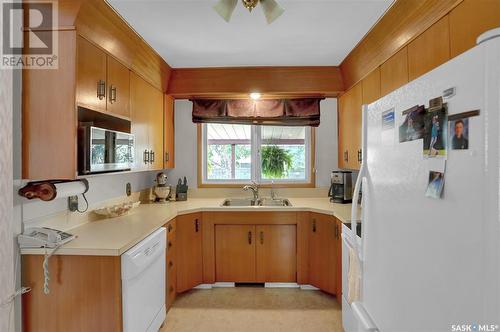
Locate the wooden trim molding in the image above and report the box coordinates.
[168,66,344,99]
[340,0,462,91]
[197,124,316,188]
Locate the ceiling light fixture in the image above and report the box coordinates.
[250,92,262,100]
[213,0,285,24]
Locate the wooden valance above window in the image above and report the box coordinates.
[191,98,323,127]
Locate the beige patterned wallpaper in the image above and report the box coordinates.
[0,68,15,331]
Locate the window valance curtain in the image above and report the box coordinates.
[191,98,322,127]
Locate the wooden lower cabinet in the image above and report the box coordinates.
[176,213,203,293]
[214,224,297,283]
[215,225,256,282]
[22,255,122,332]
[165,219,177,310]
[256,225,297,283]
[309,213,341,297]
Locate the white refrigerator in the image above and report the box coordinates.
[343,29,500,332]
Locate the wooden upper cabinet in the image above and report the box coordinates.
[149,88,164,171]
[130,72,150,170]
[164,95,175,169]
[215,225,256,282]
[130,72,164,170]
[338,82,362,170]
[408,16,450,81]
[449,0,500,58]
[176,213,203,293]
[23,30,77,180]
[362,67,381,105]
[106,56,130,119]
[380,46,409,97]
[77,36,107,112]
[256,225,297,283]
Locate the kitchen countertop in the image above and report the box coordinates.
[21,197,360,257]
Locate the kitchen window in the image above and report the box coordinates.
[199,123,314,186]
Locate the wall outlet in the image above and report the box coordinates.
[126,183,132,196]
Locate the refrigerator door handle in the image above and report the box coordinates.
[350,105,369,256]
[351,301,379,331]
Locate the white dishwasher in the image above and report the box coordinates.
[122,227,166,332]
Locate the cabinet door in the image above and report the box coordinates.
[176,213,203,293]
[362,67,381,105]
[106,56,130,118]
[308,214,332,291]
[215,225,256,282]
[76,36,107,112]
[149,87,164,171]
[164,95,175,169]
[334,219,342,303]
[338,83,362,170]
[166,219,177,310]
[130,73,150,170]
[380,47,409,97]
[256,225,296,283]
[408,16,450,81]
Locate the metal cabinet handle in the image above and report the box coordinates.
[168,241,172,248]
[165,152,170,162]
[195,219,199,232]
[312,219,317,233]
[97,80,106,100]
[169,286,174,293]
[344,150,349,163]
[248,231,252,245]
[169,261,174,268]
[167,224,173,232]
[109,85,117,104]
[143,150,150,164]
[260,231,264,245]
[150,150,155,164]
[358,149,362,164]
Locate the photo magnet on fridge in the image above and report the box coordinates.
[399,105,425,143]
[423,103,448,159]
[447,110,479,150]
[425,171,445,199]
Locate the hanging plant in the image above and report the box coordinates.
[261,145,292,179]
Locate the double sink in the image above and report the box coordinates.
[221,197,292,207]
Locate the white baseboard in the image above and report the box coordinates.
[299,284,320,290]
[212,282,235,288]
[194,284,213,289]
[265,282,300,288]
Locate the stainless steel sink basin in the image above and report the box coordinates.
[220,198,292,207]
[258,198,292,207]
[221,198,257,206]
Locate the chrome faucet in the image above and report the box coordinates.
[243,182,260,204]
[270,180,277,200]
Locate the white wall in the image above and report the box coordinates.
[168,98,338,188]
[0,65,15,332]
[21,171,157,224]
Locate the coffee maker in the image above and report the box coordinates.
[328,171,353,204]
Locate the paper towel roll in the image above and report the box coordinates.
[54,181,88,198]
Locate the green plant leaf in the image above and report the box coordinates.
[261,145,292,179]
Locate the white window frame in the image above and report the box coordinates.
[201,124,313,186]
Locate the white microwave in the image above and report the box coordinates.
[78,126,134,175]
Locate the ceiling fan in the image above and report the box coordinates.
[213,0,285,24]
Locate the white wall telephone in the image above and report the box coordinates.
[18,227,76,249]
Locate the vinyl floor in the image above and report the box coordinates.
[159,287,343,332]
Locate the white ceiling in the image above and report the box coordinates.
[108,0,393,68]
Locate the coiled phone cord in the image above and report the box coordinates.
[43,244,62,295]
